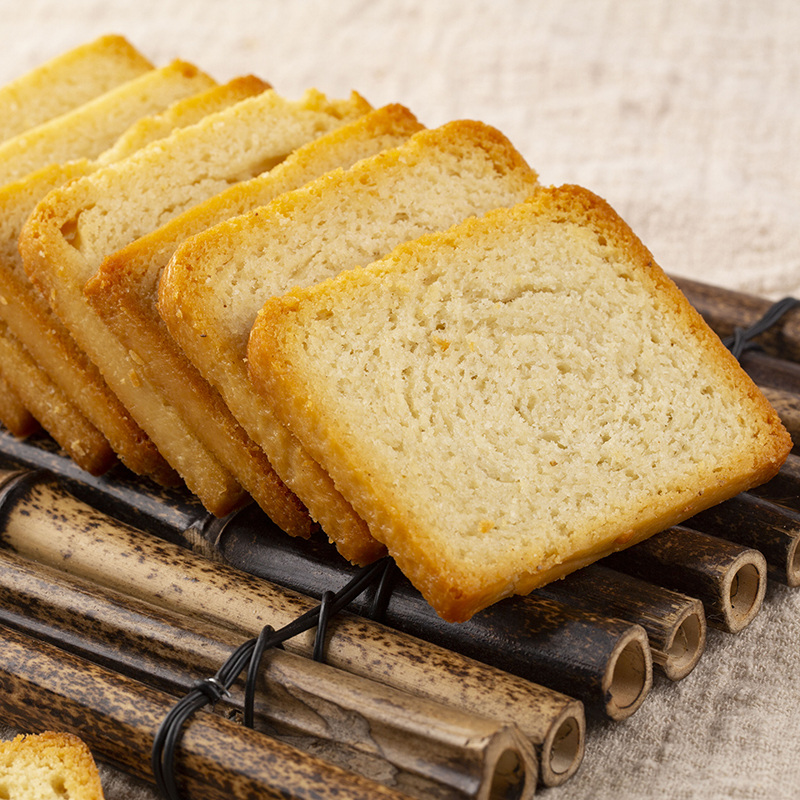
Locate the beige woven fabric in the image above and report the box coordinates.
[1,2,798,798]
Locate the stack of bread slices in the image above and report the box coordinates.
[1,36,791,622]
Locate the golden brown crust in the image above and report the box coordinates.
[0,35,153,143]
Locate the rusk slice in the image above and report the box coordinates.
[0,34,153,142]
[159,121,539,563]
[0,370,38,438]
[0,79,266,475]
[0,60,215,187]
[248,184,792,621]
[19,89,371,518]
[85,105,422,534]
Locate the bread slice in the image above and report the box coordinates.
[0,34,152,142]
[0,369,39,438]
[0,320,115,473]
[247,184,792,621]
[158,121,539,563]
[0,731,104,800]
[84,105,423,532]
[19,89,372,517]
[0,59,215,187]
[96,74,271,165]
[0,38,153,446]
[0,78,269,477]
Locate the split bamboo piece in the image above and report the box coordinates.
[687,494,800,587]
[0,547,536,800]
[533,564,706,681]
[0,623,411,800]
[603,526,767,633]
[0,468,584,788]
[214,505,653,721]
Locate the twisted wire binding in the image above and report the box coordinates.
[151,555,395,800]
[722,296,800,360]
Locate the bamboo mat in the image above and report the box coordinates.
[1,2,799,798]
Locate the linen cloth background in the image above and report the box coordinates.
[0,1,798,798]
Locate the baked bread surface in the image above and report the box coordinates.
[0,79,268,478]
[0,60,214,186]
[0,731,105,800]
[159,120,539,563]
[248,184,792,621]
[83,105,421,533]
[0,35,153,142]
[19,88,370,512]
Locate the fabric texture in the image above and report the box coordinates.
[1,2,798,798]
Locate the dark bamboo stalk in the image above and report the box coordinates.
[0,547,535,800]
[0,468,584,788]
[673,275,800,362]
[0,624,411,800]
[686,493,800,587]
[749,453,800,512]
[211,502,652,722]
[533,564,706,681]
[0,453,648,726]
[603,526,767,632]
[754,385,800,452]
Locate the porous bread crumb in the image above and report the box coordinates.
[248,184,791,621]
[0,731,105,799]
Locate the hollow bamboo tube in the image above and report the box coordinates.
[603,526,767,633]
[533,564,706,681]
[0,434,652,715]
[687,493,800,587]
[0,469,584,788]
[673,275,800,362]
[0,624,410,800]
[0,548,535,800]
[213,503,652,721]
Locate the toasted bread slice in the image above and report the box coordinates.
[19,89,372,518]
[0,34,152,142]
[248,185,792,621]
[0,320,115,473]
[159,121,539,562]
[84,105,423,532]
[0,35,152,439]
[0,367,39,438]
[0,65,221,482]
[0,78,269,477]
[0,60,215,187]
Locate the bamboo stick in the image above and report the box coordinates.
[754,385,800,452]
[533,564,706,681]
[0,446,650,724]
[0,468,584,788]
[0,547,536,800]
[0,623,412,800]
[603,526,767,633]
[687,494,800,587]
[749,453,800,512]
[212,502,652,721]
[673,275,800,362]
